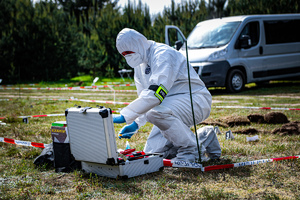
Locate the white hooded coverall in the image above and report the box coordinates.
[116,28,212,162]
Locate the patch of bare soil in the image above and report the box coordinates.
[264,112,289,124]
[221,115,250,127]
[272,121,300,136]
[247,114,265,123]
[202,112,291,130]
[233,128,259,135]
[247,112,289,124]
[199,119,229,127]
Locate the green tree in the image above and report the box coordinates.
[152,0,208,42]
[207,0,226,18]
[1,0,214,83]
[0,0,84,83]
[227,0,300,15]
[90,0,152,77]
[79,37,107,78]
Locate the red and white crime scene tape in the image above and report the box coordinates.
[76,89,136,93]
[164,155,300,171]
[1,136,299,172]
[215,105,300,111]
[3,97,299,111]
[0,110,119,120]
[0,137,49,149]
[202,155,300,172]
[0,113,65,120]
[0,84,136,91]
[0,82,133,88]
[0,97,130,105]
[64,98,130,105]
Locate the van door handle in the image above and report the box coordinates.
[259,46,263,55]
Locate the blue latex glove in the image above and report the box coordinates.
[119,121,139,139]
[113,114,126,123]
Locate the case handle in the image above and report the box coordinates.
[79,107,92,113]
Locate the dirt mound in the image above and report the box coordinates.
[272,121,300,136]
[247,114,265,123]
[202,112,289,129]
[222,116,250,127]
[247,112,289,124]
[199,119,228,127]
[233,128,259,135]
[264,112,289,124]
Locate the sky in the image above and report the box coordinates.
[32,0,185,16]
[117,0,184,15]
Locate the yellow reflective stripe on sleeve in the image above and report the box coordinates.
[154,93,164,102]
[154,84,168,102]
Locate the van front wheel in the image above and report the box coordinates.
[226,69,245,93]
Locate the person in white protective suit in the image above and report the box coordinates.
[113,28,212,162]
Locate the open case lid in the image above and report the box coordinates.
[65,107,118,165]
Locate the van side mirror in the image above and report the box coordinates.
[175,40,183,50]
[238,35,251,49]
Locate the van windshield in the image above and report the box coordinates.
[187,21,241,49]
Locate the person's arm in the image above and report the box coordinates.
[121,50,179,124]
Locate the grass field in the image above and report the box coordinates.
[0,79,300,199]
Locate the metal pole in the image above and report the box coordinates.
[185,41,202,163]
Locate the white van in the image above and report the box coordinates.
[165,14,300,92]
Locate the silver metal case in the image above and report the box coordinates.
[66,107,118,165]
[65,106,164,179]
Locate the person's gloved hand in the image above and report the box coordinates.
[119,121,139,139]
[113,114,126,123]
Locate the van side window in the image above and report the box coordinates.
[264,19,300,44]
[235,21,259,49]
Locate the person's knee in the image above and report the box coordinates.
[146,107,173,130]
[146,109,165,124]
